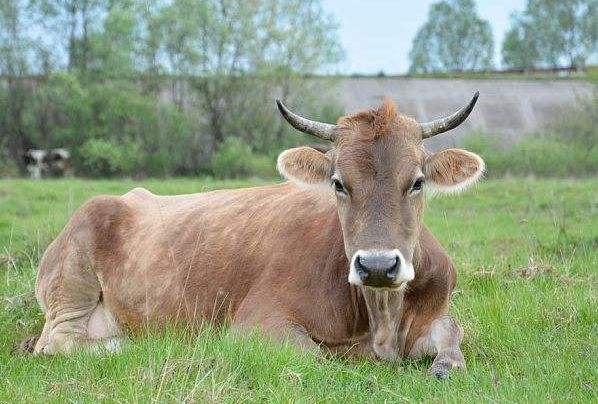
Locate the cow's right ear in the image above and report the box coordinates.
[277,147,333,187]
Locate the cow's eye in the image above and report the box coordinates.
[332,178,346,195]
[411,177,425,194]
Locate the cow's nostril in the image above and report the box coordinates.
[356,256,370,280]
[386,257,399,280]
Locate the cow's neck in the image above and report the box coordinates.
[360,285,406,361]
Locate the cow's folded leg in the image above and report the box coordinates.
[37,311,93,355]
[37,319,124,355]
[34,224,125,355]
[408,315,465,380]
[35,281,101,355]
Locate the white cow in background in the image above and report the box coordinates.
[24,149,71,179]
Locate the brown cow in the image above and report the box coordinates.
[29,94,484,379]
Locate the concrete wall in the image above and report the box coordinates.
[331,78,594,149]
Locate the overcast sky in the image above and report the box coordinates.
[321,0,527,74]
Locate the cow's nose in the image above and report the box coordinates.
[355,254,399,286]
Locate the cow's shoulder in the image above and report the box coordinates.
[65,194,137,265]
[68,193,137,241]
[412,225,456,293]
[80,192,136,219]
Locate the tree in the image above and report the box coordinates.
[87,1,137,78]
[158,0,342,151]
[502,0,597,70]
[409,0,494,73]
[0,0,35,173]
[30,0,108,73]
[501,17,541,70]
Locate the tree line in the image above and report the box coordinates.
[409,0,596,73]
[0,0,343,177]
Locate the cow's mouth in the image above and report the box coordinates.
[363,283,406,291]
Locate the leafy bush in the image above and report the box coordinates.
[463,134,597,177]
[79,138,145,177]
[84,81,202,176]
[210,137,276,179]
[548,92,597,147]
[0,157,19,178]
[462,92,597,178]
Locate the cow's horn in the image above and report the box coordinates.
[276,99,336,141]
[420,91,479,139]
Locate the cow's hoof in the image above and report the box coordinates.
[429,361,454,380]
[430,368,450,380]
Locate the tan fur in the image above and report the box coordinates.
[277,147,332,184]
[32,98,480,379]
[425,149,485,188]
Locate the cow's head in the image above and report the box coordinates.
[277,94,484,290]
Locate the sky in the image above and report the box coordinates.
[321,0,527,74]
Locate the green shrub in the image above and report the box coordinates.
[462,131,598,178]
[210,137,276,179]
[0,157,20,178]
[462,92,598,178]
[82,81,200,176]
[548,92,598,147]
[79,138,145,177]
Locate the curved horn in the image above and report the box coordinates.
[420,91,479,139]
[276,99,336,141]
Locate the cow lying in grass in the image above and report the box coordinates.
[27,94,484,379]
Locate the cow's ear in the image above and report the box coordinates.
[423,148,485,194]
[277,147,333,187]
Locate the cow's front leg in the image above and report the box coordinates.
[408,315,465,379]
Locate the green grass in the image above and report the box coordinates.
[1,178,596,402]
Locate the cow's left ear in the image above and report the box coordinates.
[423,148,485,194]
[277,147,333,187]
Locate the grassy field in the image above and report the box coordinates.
[0,178,596,402]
